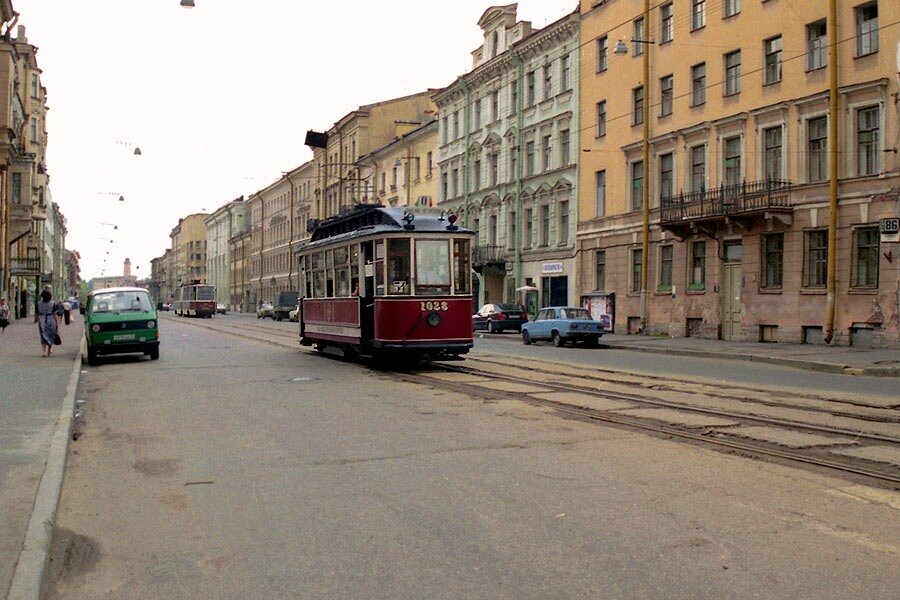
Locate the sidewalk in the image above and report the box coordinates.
[1,314,81,600]
[597,333,900,377]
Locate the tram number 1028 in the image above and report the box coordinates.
[420,301,450,312]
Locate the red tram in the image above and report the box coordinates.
[174,282,216,318]
[296,205,474,362]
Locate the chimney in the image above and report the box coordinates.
[124,258,132,277]
[16,25,26,43]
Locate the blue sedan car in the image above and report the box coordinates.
[521,306,606,347]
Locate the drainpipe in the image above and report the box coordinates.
[638,0,651,334]
[460,77,472,227]
[511,48,525,297]
[823,0,838,344]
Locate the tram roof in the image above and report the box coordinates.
[301,204,472,252]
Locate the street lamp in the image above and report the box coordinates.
[614,0,652,334]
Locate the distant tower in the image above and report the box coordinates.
[124,258,132,277]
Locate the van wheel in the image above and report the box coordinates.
[87,347,99,366]
[149,347,159,360]
[552,331,564,347]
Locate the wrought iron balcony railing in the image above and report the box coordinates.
[10,257,41,275]
[473,244,506,268]
[660,179,792,224]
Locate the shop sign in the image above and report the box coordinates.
[541,262,564,274]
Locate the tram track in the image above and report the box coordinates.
[399,362,900,487]
[164,315,900,487]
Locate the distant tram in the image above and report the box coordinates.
[174,282,216,318]
[296,204,474,362]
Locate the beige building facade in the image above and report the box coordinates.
[311,92,437,222]
[169,213,209,289]
[359,119,439,210]
[578,0,899,346]
[1,21,60,319]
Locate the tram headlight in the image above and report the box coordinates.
[91,324,100,333]
[426,311,441,327]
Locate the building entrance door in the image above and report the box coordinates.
[720,242,742,340]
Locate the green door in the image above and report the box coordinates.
[721,243,742,340]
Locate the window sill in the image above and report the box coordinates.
[854,50,878,60]
[805,66,826,74]
[848,288,878,295]
[686,286,706,294]
[763,79,781,87]
[690,101,706,109]
[800,288,826,295]
[758,287,783,294]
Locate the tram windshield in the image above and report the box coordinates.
[415,239,450,294]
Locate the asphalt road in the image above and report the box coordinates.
[44,318,900,598]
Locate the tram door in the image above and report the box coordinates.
[361,241,376,343]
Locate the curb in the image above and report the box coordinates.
[6,340,82,600]
[596,342,899,377]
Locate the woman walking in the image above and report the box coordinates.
[0,298,9,332]
[35,289,61,356]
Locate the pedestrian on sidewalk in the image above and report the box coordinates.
[0,298,9,332]
[62,299,72,325]
[34,289,62,357]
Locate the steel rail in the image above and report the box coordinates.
[401,367,900,485]
[441,363,900,445]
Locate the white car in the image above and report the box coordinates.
[288,305,300,322]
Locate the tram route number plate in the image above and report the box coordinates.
[113,333,135,341]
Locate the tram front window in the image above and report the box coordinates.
[387,239,411,295]
[415,239,450,295]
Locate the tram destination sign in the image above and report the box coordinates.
[880,217,899,243]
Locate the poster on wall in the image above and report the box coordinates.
[582,293,614,333]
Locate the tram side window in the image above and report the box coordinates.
[375,241,385,296]
[312,252,326,298]
[415,239,450,295]
[350,245,360,296]
[387,238,411,295]
[325,249,335,297]
[335,246,350,297]
[454,238,471,294]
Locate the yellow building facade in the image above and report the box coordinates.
[578,0,899,346]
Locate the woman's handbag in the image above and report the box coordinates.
[53,333,62,345]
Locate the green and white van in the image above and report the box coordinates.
[83,287,160,365]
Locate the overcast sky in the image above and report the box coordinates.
[13,0,576,280]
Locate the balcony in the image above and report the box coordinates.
[660,179,792,234]
[473,244,507,274]
[10,257,41,276]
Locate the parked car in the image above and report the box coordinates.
[216,303,227,315]
[288,303,300,322]
[472,303,528,333]
[84,287,160,365]
[273,290,300,321]
[256,302,274,319]
[521,306,606,347]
